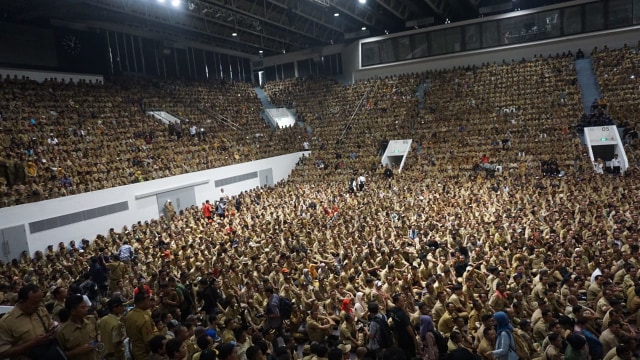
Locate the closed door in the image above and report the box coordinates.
[0,225,29,262]
[258,169,274,187]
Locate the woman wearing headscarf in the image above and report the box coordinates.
[340,298,353,320]
[353,292,368,323]
[420,315,439,360]
[302,269,314,288]
[490,311,518,360]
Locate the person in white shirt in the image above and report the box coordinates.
[610,154,621,174]
[594,158,604,174]
[48,133,58,145]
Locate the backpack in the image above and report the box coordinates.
[278,296,294,320]
[371,316,394,349]
[581,330,603,360]
[512,330,531,360]
[430,330,448,358]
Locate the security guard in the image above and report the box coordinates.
[56,294,99,360]
[0,284,56,360]
[125,290,158,360]
[98,298,126,360]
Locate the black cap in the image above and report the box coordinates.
[200,348,218,360]
[216,343,237,360]
[107,298,124,310]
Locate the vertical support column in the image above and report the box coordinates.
[192,48,198,80]
[162,57,167,79]
[130,35,138,73]
[174,48,179,78]
[203,50,208,80]
[122,33,130,72]
[114,31,122,72]
[138,37,146,75]
[105,31,114,75]
[186,47,192,79]
[154,43,161,77]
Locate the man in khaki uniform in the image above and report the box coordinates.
[51,286,67,322]
[98,298,126,360]
[56,294,99,359]
[106,255,127,295]
[305,310,333,343]
[0,284,57,360]
[125,290,158,360]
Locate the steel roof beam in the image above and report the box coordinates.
[203,0,334,44]
[82,0,286,52]
[375,0,409,20]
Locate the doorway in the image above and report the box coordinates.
[591,144,615,163]
[156,186,197,218]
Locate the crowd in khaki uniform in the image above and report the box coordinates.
[0,47,640,360]
[0,77,304,208]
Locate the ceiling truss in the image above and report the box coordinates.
[375,0,410,21]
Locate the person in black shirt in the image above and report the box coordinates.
[453,255,469,279]
[197,278,221,315]
[383,166,393,179]
[389,293,418,358]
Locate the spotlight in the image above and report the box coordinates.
[361,26,366,30]
[171,0,180,6]
[232,32,238,36]
[358,0,366,4]
[259,50,263,53]
[158,0,166,3]
[334,12,339,16]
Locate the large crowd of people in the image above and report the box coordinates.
[0,77,303,207]
[0,46,639,360]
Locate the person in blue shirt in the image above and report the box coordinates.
[490,311,518,360]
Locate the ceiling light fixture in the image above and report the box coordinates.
[232,32,238,36]
[334,13,339,16]
[361,26,366,30]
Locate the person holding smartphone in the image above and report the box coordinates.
[56,294,100,359]
[0,284,59,360]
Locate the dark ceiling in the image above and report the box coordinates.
[0,0,578,57]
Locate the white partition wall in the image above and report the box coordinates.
[0,151,310,256]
